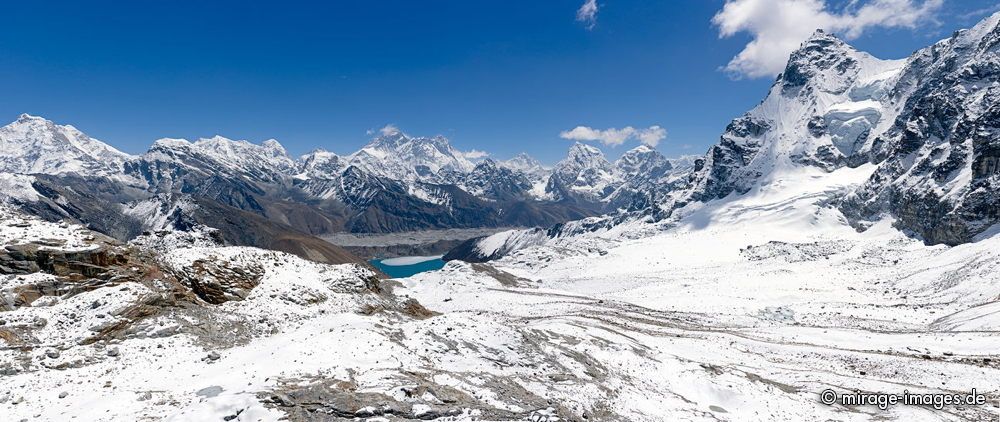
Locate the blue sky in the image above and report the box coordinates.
[2,0,997,163]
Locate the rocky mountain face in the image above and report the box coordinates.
[538,142,691,213]
[636,14,1000,245]
[460,159,533,201]
[651,29,906,215]
[841,14,1000,245]
[0,109,713,266]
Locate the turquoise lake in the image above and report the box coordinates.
[369,256,446,278]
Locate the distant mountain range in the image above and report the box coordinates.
[0,113,691,263]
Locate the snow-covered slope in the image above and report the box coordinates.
[438,160,1000,420]
[0,114,132,176]
[6,157,998,421]
[445,13,1000,259]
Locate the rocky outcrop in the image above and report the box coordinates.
[0,244,127,278]
[172,259,264,304]
[841,14,1000,244]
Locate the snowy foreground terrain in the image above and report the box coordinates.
[2,163,998,421]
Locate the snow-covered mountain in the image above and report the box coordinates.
[0,114,132,177]
[614,145,672,179]
[343,127,475,183]
[9,12,998,255]
[0,115,610,244]
[657,30,905,213]
[544,142,618,203]
[501,152,548,180]
[8,130,1000,420]
[597,17,1000,246]
[132,135,297,188]
[296,149,344,180]
[538,143,689,211]
[460,159,533,201]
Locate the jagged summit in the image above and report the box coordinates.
[543,143,617,203]
[16,113,47,123]
[778,29,873,95]
[298,148,344,179]
[566,141,603,156]
[461,158,533,201]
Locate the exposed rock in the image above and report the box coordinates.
[170,258,264,305]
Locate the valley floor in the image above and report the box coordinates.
[2,165,999,421]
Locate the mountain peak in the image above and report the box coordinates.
[626,144,655,153]
[805,28,832,41]
[151,138,192,149]
[0,114,130,176]
[568,142,603,157]
[261,138,287,154]
[778,28,867,92]
[474,158,498,170]
[501,152,547,180]
[366,130,411,150]
[195,135,240,145]
[351,130,473,180]
[799,28,849,49]
[558,142,611,173]
[616,144,670,178]
[16,113,48,124]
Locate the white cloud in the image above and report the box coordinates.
[462,149,490,160]
[560,126,633,146]
[379,124,401,136]
[559,125,667,147]
[577,0,598,29]
[636,125,667,147]
[712,0,942,78]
